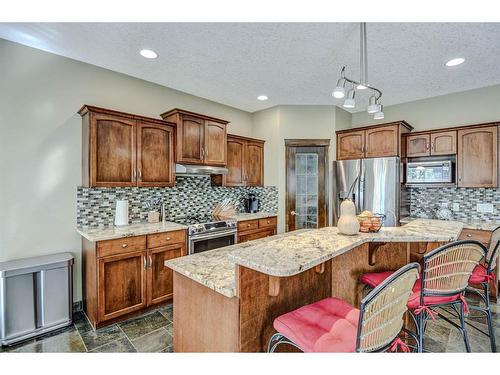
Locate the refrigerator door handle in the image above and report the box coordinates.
[357,165,364,214]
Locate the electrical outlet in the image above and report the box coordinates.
[477,203,494,213]
[440,202,448,208]
[452,203,460,211]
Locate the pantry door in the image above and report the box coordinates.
[285,140,329,232]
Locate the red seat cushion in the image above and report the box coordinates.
[359,271,395,288]
[469,264,491,284]
[273,297,360,352]
[360,270,462,309]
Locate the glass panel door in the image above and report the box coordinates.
[295,153,318,229]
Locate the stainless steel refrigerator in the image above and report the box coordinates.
[333,157,400,227]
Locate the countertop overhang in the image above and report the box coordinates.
[165,219,464,298]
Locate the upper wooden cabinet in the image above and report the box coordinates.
[457,126,498,188]
[336,121,413,160]
[79,106,176,188]
[161,108,228,166]
[215,134,265,187]
[407,130,456,157]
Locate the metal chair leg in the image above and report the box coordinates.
[459,300,471,353]
[483,283,497,352]
[416,312,424,353]
[267,333,284,353]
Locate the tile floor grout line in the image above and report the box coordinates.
[73,323,89,353]
[116,324,137,353]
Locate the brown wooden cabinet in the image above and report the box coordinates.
[79,105,176,188]
[237,216,277,243]
[407,130,457,157]
[336,121,412,160]
[216,134,265,187]
[82,229,187,328]
[161,108,228,166]
[457,126,498,188]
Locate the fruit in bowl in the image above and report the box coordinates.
[356,211,385,232]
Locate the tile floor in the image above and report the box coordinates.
[1,304,174,353]
[1,300,499,353]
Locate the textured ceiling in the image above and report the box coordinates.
[1,22,500,112]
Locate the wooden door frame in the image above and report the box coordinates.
[285,139,330,232]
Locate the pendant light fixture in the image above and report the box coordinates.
[332,23,384,120]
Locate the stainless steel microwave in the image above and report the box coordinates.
[406,160,453,184]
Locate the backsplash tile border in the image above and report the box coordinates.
[77,175,278,227]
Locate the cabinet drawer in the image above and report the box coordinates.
[239,229,275,243]
[259,217,277,229]
[97,236,146,258]
[459,229,491,246]
[147,230,186,248]
[238,220,259,232]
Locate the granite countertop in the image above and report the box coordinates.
[223,212,277,222]
[165,219,463,298]
[77,221,188,242]
[400,216,500,231]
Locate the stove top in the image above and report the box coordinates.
[171,215,237,236]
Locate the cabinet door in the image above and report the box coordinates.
[147,243,186,306]
[407,134,430,157]
[365,125,399,158]
[458,126,498,187]
[204,120,227,166]
[137,120,175,187]
[244,141,264,186]
[430,130,456,156]
[177,115,204,164]
[98,250,146,322]
[91,113,137,186]
[337,131,365,160]
[225,137,246,186]
[238,228,276,243]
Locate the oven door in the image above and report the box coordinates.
[188,229,237,255]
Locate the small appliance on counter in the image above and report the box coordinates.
[114,200,129,226]
[244,193,259,213]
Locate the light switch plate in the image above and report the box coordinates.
[477,203,494,213]
[452,203,460,211]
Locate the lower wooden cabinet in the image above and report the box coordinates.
[83,230,186,328]
[237,216,277,243]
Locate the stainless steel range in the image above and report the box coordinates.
[171,215,237,255]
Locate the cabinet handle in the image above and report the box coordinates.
[247,224,251,227]
[138,170,142,180]
[133,169,137,180]
[166,237,171,241]
[202,148,205,158]
[121,243,128,248]
[205,148,208,157]
[143,256,147,270]
[467,234,472,237]
[149,255,153,268]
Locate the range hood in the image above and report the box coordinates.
[175,163,228,175]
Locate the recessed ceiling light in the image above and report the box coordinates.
[445,57,465,67]
[140,49,158,59]
[257,95,268,101]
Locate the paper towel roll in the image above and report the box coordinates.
[114,200,129,226]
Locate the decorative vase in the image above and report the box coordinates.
[337,199,360,235]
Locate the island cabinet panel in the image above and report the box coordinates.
[79,105,176,188]
[337,130,365,160]
[458,229,492,246]
[364,125,399,158]
[173,272,239,352]
[83,229,187,328]
[457,126,498,188]
[237,217,277,243]
[98,250,147,322]
[407,133,430,157]
[161,108,229,166]
[237,263,333,352]
[137,120,175,187]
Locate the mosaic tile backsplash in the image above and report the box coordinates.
[408,187,500,223]
[77,176,278,227]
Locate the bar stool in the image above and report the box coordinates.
[267,263,420,353]
[359,240,486,352]
[464,226,499,352]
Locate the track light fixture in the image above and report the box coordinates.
[332,23,384,120]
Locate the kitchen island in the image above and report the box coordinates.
[165,219,463,352]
